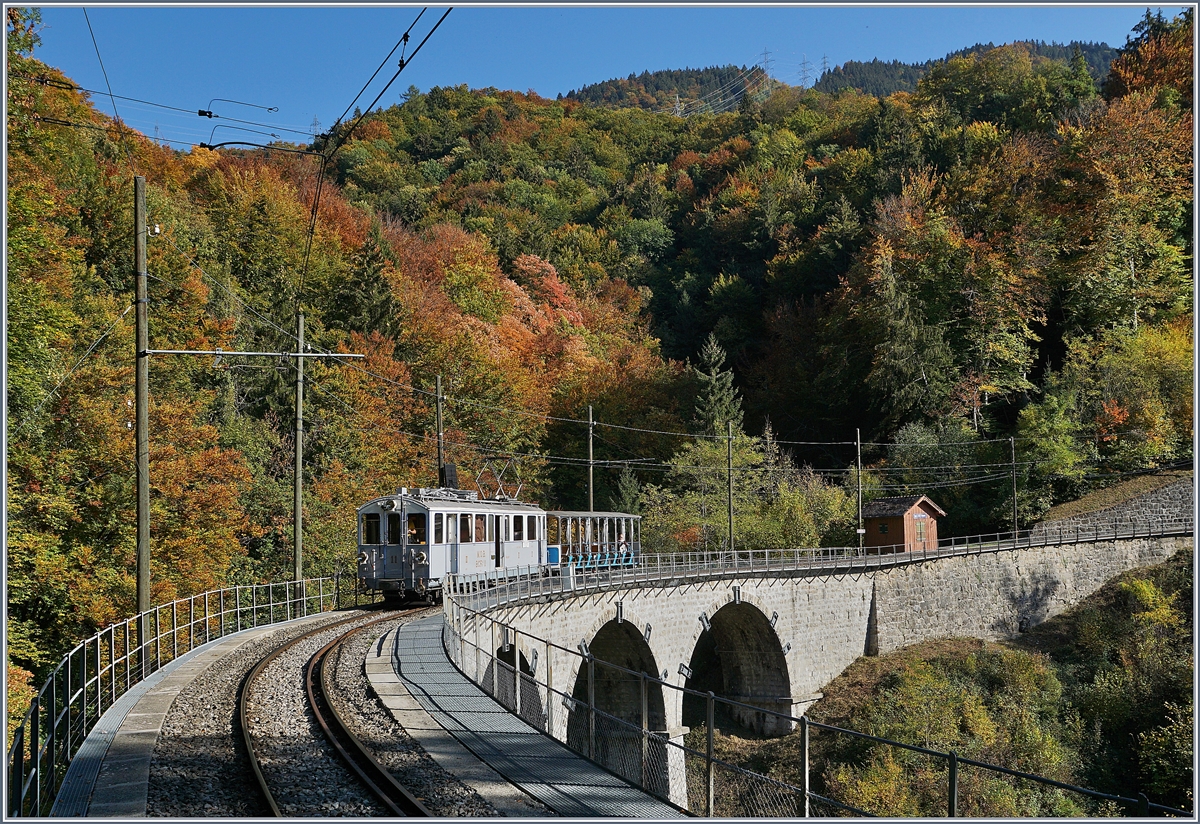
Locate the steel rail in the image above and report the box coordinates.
[306,615,432,817]
[238,609,401,816]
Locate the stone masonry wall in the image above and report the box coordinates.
[453,535,1190,743]
[872,535,1189,653]
[481,572,876,734]
[1030,476,1194,536]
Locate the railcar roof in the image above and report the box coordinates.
[359,489,543,512]
[548,510,641,519]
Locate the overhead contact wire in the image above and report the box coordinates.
[332,8,452,153]
[334,8,426,127]
[299,9,449,309]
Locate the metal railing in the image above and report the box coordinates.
[7,574,378,817]
[448,514,1194,610]
[441,595,1193,818]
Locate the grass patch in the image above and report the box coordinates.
[1040,470,1191,522]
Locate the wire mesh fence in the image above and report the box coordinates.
[7,574,379,817]
[443,590,1196,818]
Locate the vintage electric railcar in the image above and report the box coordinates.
[356,488,641,602]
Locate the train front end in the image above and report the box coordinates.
[356,491,435,602]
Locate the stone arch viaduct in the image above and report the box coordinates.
[489,532,1188,734]
[446,479,1193,808]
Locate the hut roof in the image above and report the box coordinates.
[862,495,946,519]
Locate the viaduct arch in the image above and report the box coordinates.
[480,534,1188,767]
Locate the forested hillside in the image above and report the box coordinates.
[814,39,1118,96]
[5,6,1193,727]
[563,65,772,114]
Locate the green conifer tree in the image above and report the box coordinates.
[693,334,744,435]
[610,466,642,514]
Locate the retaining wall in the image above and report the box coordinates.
[1031,476,1194,535]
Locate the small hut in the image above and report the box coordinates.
[863,495,946,553]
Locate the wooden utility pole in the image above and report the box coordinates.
[134,177,150,619]
[856,428,863,551]
[130,181,363,593]
[587,405,594,512]
[727,420,734,554]
[436,374,445,485]
[1010,437,1019,539]
[294,312,305,582]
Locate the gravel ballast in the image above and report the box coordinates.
[145,606,509,817]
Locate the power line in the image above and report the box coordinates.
[29,114,209,153]
[330,8,452,154]
[303,376,1063,485]
[82,9,119,126]
[334,8,426,127]
[14,71,315,137]
[297,8,451,308]
[88,234,1171,462]
[13,303,135,435]
[81,7,143,176]
[652,63,763,117]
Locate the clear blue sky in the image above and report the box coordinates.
[30,4,1179,150]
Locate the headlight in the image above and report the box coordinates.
[415,552,427,564]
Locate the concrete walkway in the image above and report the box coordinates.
[368,615,686,818]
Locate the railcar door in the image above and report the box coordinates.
[385,510,403,575]
[359,511,382,583]
[445,510,459,574]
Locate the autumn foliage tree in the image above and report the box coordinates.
[5,8,1192,752]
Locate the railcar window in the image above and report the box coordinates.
[503,515,511,541]
[514,514,524,540]
[434,513,444,543]
[474,514,486,542]
[407,513,427,545]
[530,515,539,541]
[461,514,471,542]
[446,513,457,542]
[487,514,495,542]
[362,513,381,545]
[387,513,402,545]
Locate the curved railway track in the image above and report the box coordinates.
[239,609,430,817]
[307,619,431,816]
